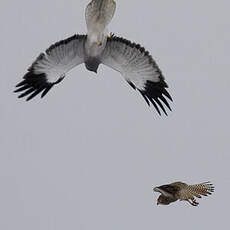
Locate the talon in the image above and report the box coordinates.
[192,201,199,206]
[97,41,102,46]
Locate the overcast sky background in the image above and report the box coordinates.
[1,0,230,229]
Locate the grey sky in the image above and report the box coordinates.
[1,0,230,229]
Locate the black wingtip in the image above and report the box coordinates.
[155,98,168,116]
[159,95,172,111]
[149,98,161,116]
[138,90,150,107]
[138,80,173,115]
[15,80,27,87]
[26,88,44,101]
[41,85,53,98]
[15,71,64,100]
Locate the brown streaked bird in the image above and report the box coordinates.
[153,181,214,206]
[14,0,173,115]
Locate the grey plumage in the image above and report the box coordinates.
[15,0,172,115]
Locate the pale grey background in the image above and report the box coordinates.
[0,0,230,229]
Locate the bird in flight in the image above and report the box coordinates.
[153,181,214,206]
[15,0,172,115]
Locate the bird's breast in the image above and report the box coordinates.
[85,34,107,57]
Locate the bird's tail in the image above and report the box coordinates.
[85,0,116,32]
[187,182,214,198]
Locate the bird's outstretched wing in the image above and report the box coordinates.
[100,36,172,115]
[85,0,116,32]
[178,182,214,200]
[15,34,86,101]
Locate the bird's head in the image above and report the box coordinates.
[85,58,100,73]
[157,195,172,205]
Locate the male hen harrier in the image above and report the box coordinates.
[15,0,172,115]
[153,181,214,206]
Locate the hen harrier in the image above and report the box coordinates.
[15,0,172,115]
[153,181,214,206]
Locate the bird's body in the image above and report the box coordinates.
[85,0,116,47]
[15,0,172,115]
[85,0,116,72]
[153,181,214,206]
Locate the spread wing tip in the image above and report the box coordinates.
[139,80,172,116]
[15,72,64,101]
[127,80,171,115]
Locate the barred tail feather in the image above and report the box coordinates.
[85,0,116,31]
[188,182,214,197]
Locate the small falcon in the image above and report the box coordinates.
[153,181,214,206]
[15,0,172,115]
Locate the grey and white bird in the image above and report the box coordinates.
[153,181,214,206]
[15,0,172,115]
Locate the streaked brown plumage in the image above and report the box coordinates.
[153,181,214,206]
